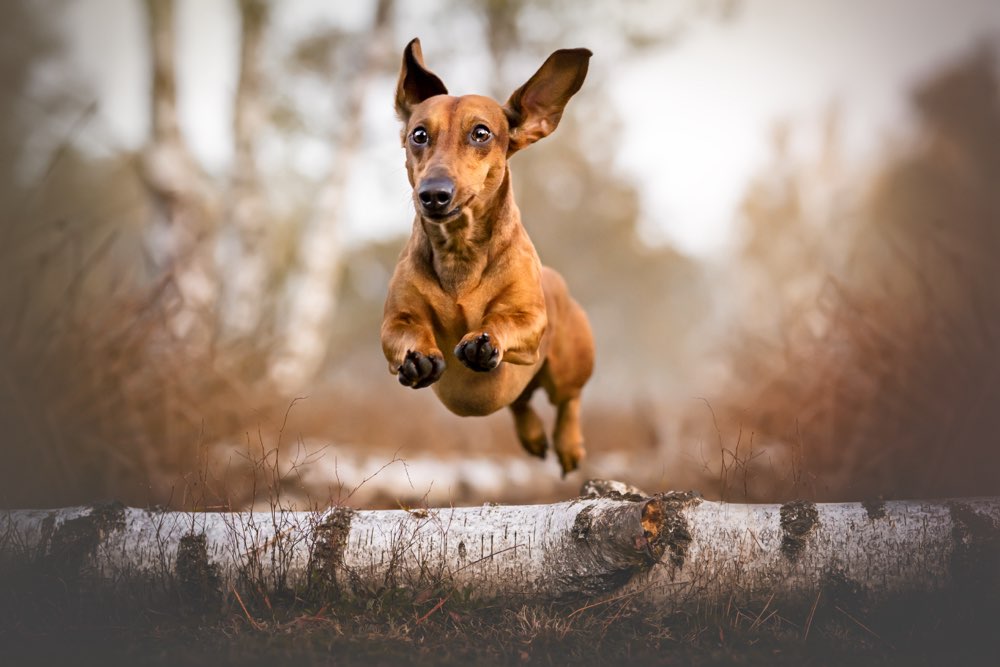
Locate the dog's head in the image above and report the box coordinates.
[395,39,591,223]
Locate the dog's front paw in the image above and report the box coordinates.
[397,350,446,389]
[455,332,501,372]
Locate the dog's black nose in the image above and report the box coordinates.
[417,178,455,214]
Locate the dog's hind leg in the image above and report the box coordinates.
[553,396,585,475]
[510,381,548,459]
[537,267,594,476]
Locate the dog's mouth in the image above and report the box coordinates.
[418,197,471,222]
[420,206,462,222]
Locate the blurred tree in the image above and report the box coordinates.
[268,0,396,392]
[130,0,402,392]
[219,0,272,337]
[470,0,741,89]
[139,0,219,344]
[0,2,55,204]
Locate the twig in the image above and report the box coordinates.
[803,589,821,640]
[834,605,882,641]
[231,584,263,630]
[748,592,774,632]
[414,594,451,624]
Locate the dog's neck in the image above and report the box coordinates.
[418,169,520,295]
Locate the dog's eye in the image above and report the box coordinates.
[470,125,492,144]
[410,127,429,145]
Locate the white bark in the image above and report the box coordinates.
[626,495,1000,610]
[3,492,998,611]
[268,0,395,392]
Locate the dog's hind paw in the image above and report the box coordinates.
[519,433,549,459]
[398,350,446,389]
[557,446,585,478]
[455,332,501,372]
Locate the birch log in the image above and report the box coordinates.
[2,492,999,612]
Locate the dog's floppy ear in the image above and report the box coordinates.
[395,38,448,122]
[504,48,591,154]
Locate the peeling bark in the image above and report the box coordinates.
[628,496,1000,613]
[3,494,999,613]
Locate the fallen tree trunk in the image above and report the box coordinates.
[2,490,999,614]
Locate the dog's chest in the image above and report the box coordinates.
[433,295,485,343]
[426,251,490,339]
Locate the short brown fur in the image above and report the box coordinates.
[381,39,595,475]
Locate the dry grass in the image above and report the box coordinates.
[3,573,996,666]
[700,50,1000,503]
[0,146,272,509]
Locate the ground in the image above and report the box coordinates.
[4,590,998,666]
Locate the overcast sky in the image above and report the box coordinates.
[50,0,1000,257]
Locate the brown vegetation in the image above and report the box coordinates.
[710,48,1000,502]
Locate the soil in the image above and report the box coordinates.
[3,601,997,667]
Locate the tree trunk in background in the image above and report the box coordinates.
[268,0,395,393]
[4,493,999,613]
[139,0,218,344]
[219,0,271,338]
[482,0,526,98]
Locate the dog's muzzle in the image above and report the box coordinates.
[417,177,456,218]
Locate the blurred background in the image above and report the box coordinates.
[2,0,999,510]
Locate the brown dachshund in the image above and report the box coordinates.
[381,39,595,475]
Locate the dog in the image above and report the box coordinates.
[381,39,595,475]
